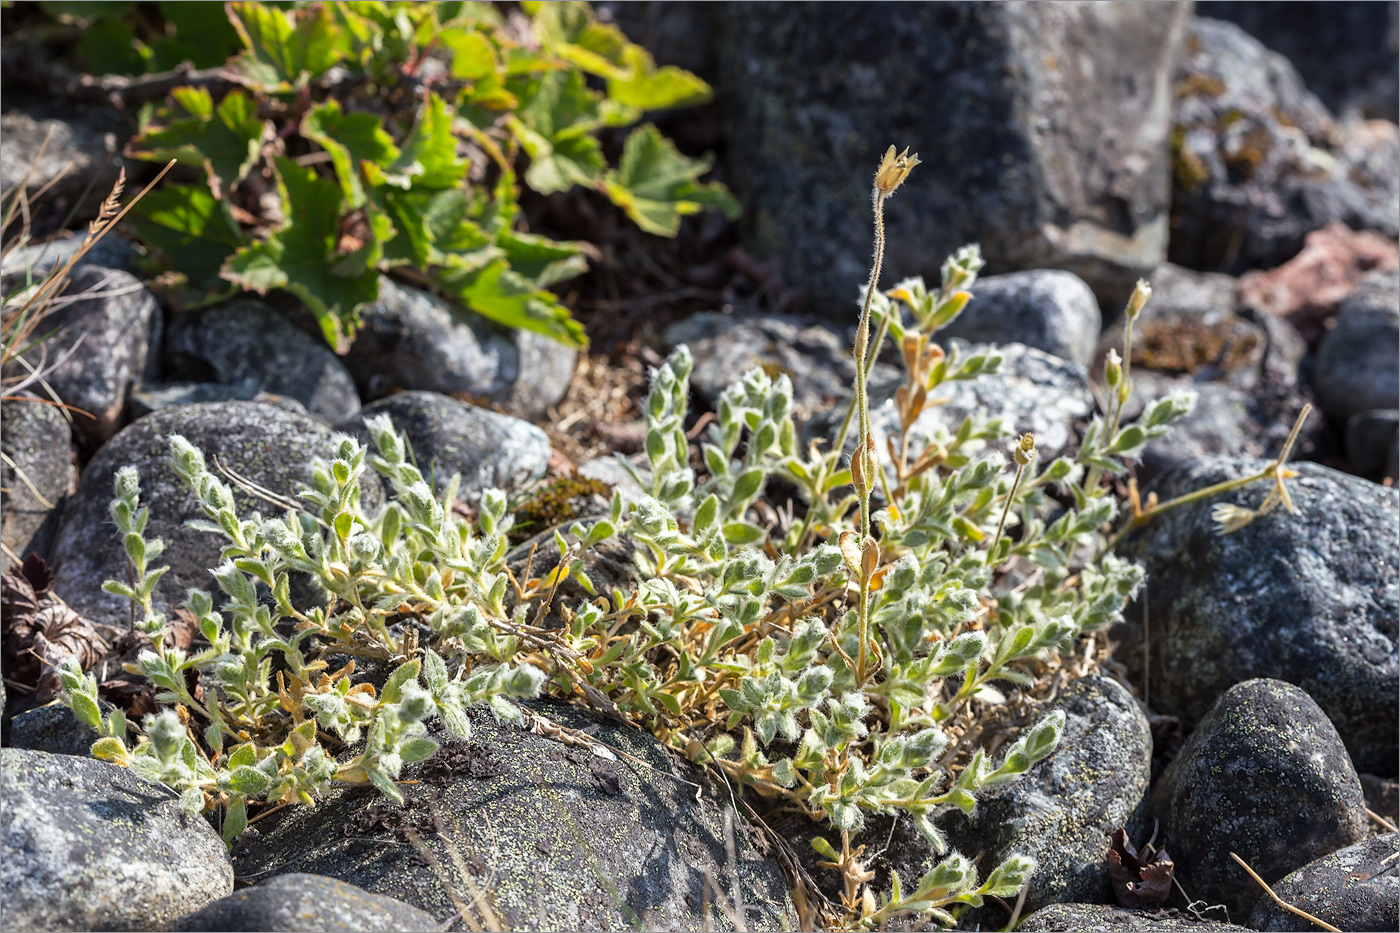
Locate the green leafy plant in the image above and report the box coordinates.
[93,0,739,350]
[61,146,1307,930]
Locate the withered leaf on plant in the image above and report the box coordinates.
[1108,826,1175,908]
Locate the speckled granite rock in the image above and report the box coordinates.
[1119,457,1398,775]
[941,676,1154,927]
[3,264,161,454]
[0,747,232,931]
[341,278,574,419]
[1019,903,1252,931]
[231,700,796,931]
[335,391,550,503]
[48,402,383,629]
[1152,679,1369,921]
[162,299,361,424]
[7,702,102,758]
[1314,269,1400,426]
[1249,833,1399,932]
[715,2,1189,310]
[170,874,441,933]
[0,393,76,572]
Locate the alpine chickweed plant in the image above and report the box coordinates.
[60,146,1306,930]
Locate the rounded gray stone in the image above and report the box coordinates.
[231,701,796,931]
[7,702,103,758]
[0,747,233,932]
[170,873,441,933]
[940,269,1102,368]
[162,299,361,424]
[341,278,575,419]
[1314,270,1400,425]
[1151,679,1368,921]
[1345,408,1400,480]
[6,263,161,454]
[1119,457,1398,775]
[48,401,384,629]
[1248,833,1399,932]
[336,391,550,502]
[940,675,1153,926]
[0,393,76,572]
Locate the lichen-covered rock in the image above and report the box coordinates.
[3,264,161,454]
[170,874,441,933]
[1313,269,1400,425]
[1248,833,1400,932]
[162,299,361,424]
[1169,19,1399,274]
[0,394,76,572]
[1151,679,1369,921]
[341,278,574,419]
[231,701,796,931]
[940,676,1153,926]
[129,382,312,420]
[1019,903,1253,932]
[336,392,549,502]
[0,747,233,931]
[715,2,1189,310]
[663,311,895,420]
[48,402,383,629]
[940,269,1102,368]
[1119,457,1399,775]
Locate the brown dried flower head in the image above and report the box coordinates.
[875,145,920,196]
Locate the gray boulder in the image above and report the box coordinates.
[714,2,1190,311]
[162,299,361,424]
[941,269,1102,368]
[1152,679,1369,921]
[0,101,128,233]
[129,381,312,420]
[48,402,383,629]
[335,392,550,502]
[0,394,76,571]
[231,701,796,931]
[1019,903,1252,931]
[941,676,1153,926]
[170,873,441,933]
[3,264,161,454]
[1249,833,1399,932]
[1313,269,1400,426]
[1119,457,1398,775]
[7,702,102,758]
[1169,18,1399,273]
[0,747,233,931]
[0,230,140,279]
[342,278,575,419]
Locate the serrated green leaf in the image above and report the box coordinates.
[302,99,401,207]
[603,124,740,237]
[76,19,144,76]
[157,1,242,69]
[496,231,589,288]
[607,43,711,111]
[389,91,469,190]
[507,69,608,193]
[126,183,246,290]
[221,158,380,351]
[430,258,587,349]
[376,187,493,269]
[226,0,342,92]
[528,0,631,80]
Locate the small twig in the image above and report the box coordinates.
[1366,807,1398,833]
[1230,851,1340,933]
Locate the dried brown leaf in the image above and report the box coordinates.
[1108,827,1175,908]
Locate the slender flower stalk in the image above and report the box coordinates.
[852,145,918,682]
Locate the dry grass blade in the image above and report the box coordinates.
[1229,851,1340,933]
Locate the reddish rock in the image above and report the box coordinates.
[1238,221,1400,344]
